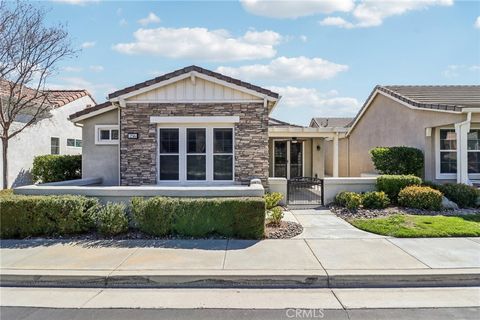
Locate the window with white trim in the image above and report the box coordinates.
[95,125,119,145]
[157,127,234,183]
[438,128,480,175]
[51,137,60,155]
[67,138,82,148]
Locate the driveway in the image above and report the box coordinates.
[287,209,384,239]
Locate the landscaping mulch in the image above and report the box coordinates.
[265,221,303,239]
[331,205,480,220]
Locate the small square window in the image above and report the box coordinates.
[67,139,75,147]
[111,130,119,140]
[100,130,110,140]
[75,139,82,148]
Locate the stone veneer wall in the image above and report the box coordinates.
[120,103,268,186]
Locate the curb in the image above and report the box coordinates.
[1,269,480,288]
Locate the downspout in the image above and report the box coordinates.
[454,112,471,184]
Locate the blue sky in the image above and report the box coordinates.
[41,0,480,125]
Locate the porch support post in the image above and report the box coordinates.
[333,132,339,177]
[455,112,471,184]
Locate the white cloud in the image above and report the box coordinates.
[300,35,308,42]
[270,86,359,116]
[241,0,354,19]
[81,41,96,49]
[48,77,115,99]
[443,64,480,78]
[475,16,480,29]
[113,28,281,61]
[52,0,98,5]
[138,12,161,26]
[89,65,104,72]
[63,66,82,72]
[216,56,348,81]
[321,0,453,29]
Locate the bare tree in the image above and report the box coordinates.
[0,0,77,189]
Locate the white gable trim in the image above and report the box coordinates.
[109,71,278,102]
[346,89,462,137]
[70,105,118,123]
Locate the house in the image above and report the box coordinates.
[0,80,96,187]
[317,85,480,184]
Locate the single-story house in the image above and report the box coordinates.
[319,85,480,185]
[69,66,348,189]
[0,79,96,187]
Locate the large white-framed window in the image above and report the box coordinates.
[157,125,234,183]
[435,126,480,179]
[95,125,119,145]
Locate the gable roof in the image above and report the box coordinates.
[108,65,280,100]
[0,79,95,108]
[268,117,302,128]
[68,101,115,121]
[310,117,353,128]
[347,85,480,136]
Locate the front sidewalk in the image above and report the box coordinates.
[1,209,479,288]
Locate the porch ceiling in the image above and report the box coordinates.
[268,126,348,138]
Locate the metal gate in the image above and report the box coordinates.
[287,177,324,206]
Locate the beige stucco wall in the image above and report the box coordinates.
[324,138,349,177]
[79,109,119,186]
[345,93,467,182]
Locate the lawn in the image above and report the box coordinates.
[350,214,480,237]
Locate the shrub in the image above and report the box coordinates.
[336,191,362,211]
[362,191,390,209]
[398,186,443,211]
[370,146,424,176]
[32,155,82,183]
[376,175,422,203]
[264,192,283,210]
[132,197,265,239]
[0,195,99,238]
[439,183,479,208]
[267,206,284,226]
[94,202,129,236]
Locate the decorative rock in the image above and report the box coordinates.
[442,196,459,210]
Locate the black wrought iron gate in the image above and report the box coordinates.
[287,177,324,206]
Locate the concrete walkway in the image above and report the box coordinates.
[1,208,479,288]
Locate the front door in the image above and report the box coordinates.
[273,140,303,179]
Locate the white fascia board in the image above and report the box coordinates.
[150,116,240,124]
[461,108,480,113]
[70,105,118,123]
[346,89,462,137]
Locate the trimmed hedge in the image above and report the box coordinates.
[398,186,443,210]
[370,146,424,176]
[0,194,99,238]
[132,197,265,239]
[376,175,422,203]
[31,155,82,183]
[362,191,390,209]
[437,183,479,208]
[336,191,362,211]
[94,202,129,236]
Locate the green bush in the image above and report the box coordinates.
[94,202,129,236]
[437,183,479,208]
[376,175,422,203]
[267,206,284,226]
[362,191,390,209]
[370,146,424,176]
[398,186,443,211]
[0,195,99,238]
[264,192,283,210]
[132,197,265,239]
[31,155,82,183]
[336,191,362,211]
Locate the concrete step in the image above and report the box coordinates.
[1,268,479,288]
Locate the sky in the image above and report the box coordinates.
[36,0,480,125]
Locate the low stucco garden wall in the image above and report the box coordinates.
[14,178,265,204]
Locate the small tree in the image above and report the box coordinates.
[0,1,76,188]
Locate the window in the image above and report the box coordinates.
[51,137,60,155]
[159,128,179,180]
[213,128,233,180]
[438,128,480,177]
[95,125,119,145]
[439,129,457,174]
[67,138,82,148]
[157,127,234,183]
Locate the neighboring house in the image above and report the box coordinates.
[317,85,480,184]
[0,80,96,188]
